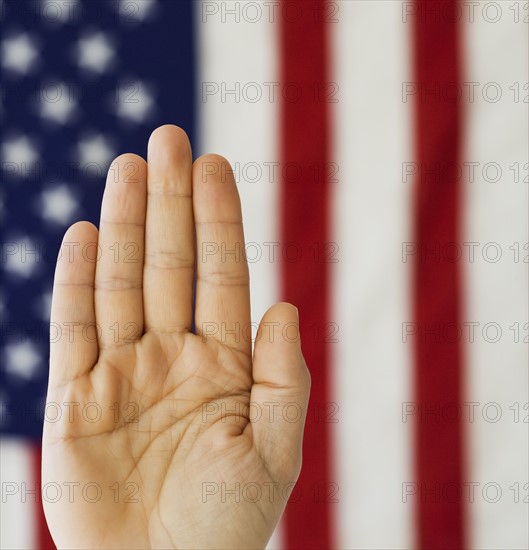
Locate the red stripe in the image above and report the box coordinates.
[32,445,56,550]
[412,1,466,548]
[279,1,334,548]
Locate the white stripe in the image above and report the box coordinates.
[463,5,529,548]
[195,2,283,548]
[331,2,415,548]
[0,438,37,550]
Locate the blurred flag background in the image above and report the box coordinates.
[1,1,527,549]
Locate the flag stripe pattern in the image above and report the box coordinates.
[463,6,529,548]
[279,1,333,548]
[331,2,415,547]
[32,446,54,550]
[412,2,465,548]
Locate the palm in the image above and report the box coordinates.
[43,126,310,550]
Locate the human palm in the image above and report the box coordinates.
[42,126,310,549]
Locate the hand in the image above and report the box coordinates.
[42,125,311,549]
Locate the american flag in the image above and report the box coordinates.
[1,1,527,548]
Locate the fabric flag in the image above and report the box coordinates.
[1,1,527,549]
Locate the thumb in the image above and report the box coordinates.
[250,302,311,481]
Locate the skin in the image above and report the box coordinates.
[42,125,311,549]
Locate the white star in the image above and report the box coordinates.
[118,0,158,24]
[1,33,39,75]
[40,0,80,24]
[4,341,41,380]
[75,32,115,74]
[39,184,79,224]
[115,81,156,123]
[2,235,40,278]
[38,82,78,125]
[1,135,40,175]
[76,134,115,170]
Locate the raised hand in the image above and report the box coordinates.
[42,125,311,550]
